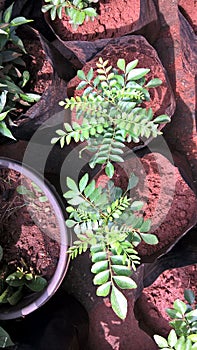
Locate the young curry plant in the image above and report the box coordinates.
[42,0,98,28]
[0,245,47,306]
[154,289,197,350]
[64,172,158,319]
[52,57,171,178]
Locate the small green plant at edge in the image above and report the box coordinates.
[0,4,41,139]
[64,172,158,319]
[42,0,98,28]
[51,57,171,178]
[16,181,48,206]
[0,326,14,348]
[0,247,13,348]
[0,245,47,306]
[154,289,197,349]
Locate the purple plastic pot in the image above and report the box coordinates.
[0,157,71,320]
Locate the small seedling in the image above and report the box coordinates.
[0,246,47,306]
[154,289,197,349]
[16,181,48,206]
[42,0,98,28]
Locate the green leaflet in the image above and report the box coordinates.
[86,67,94,82]
[154,114,171,124]
[84,180,96,198]
[117,58,126,72]
[3,3,13,22]
[0,286,12,303]
[66,219,76,228]
[131,216,144,229]
[167,329,177,348]
[109,154,124,163]
[127,173,139,191]
[188,335,197,342]
[153,335,168,348]
[110,255,126,265]
[93,270,110,285]
[76,80,88,90]
[185,309,197,322]
[139,219,151,233]
[67,196,85,206]
[91,260,108,274]
[111,265,132,277]
[84,7,97,17]
[0,120,15,139]
[173,299,187,315]
[77,69,86,80]
[184,289,195,305]
[105,162,114,178]
[125,59,139,74]
[26,276,47,292]
[10,17,32,26]
[90,244,105,254]
[140,233,158,245]
[145,78,162,88]
[6,274,25,287]
[96,281,111,297]
[166,308,182,319]
[113,276,137,289]
[130,201,144,211]
[127,68,150,81]
[66,177,80,193]
[92,252,107,263]
[19,92,41,103]
[110,285,127,320]
[90,188,105,204]
[175,336,187,350]
[79,173,89,192]
[7,286,23,306]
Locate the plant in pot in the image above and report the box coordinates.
[64,171,159,319]
[51,57,171,319]
[154,289,197,349]
[0,244,47,307]
[52,57,170,178]
[0,158,70,320]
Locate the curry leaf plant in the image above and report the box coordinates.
[154,289,197,350]
[64,172,158,319]
[0,4,40,139]
[52,57,171,178]
[42,0,98,28]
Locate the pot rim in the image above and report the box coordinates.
[0,157,71,320]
